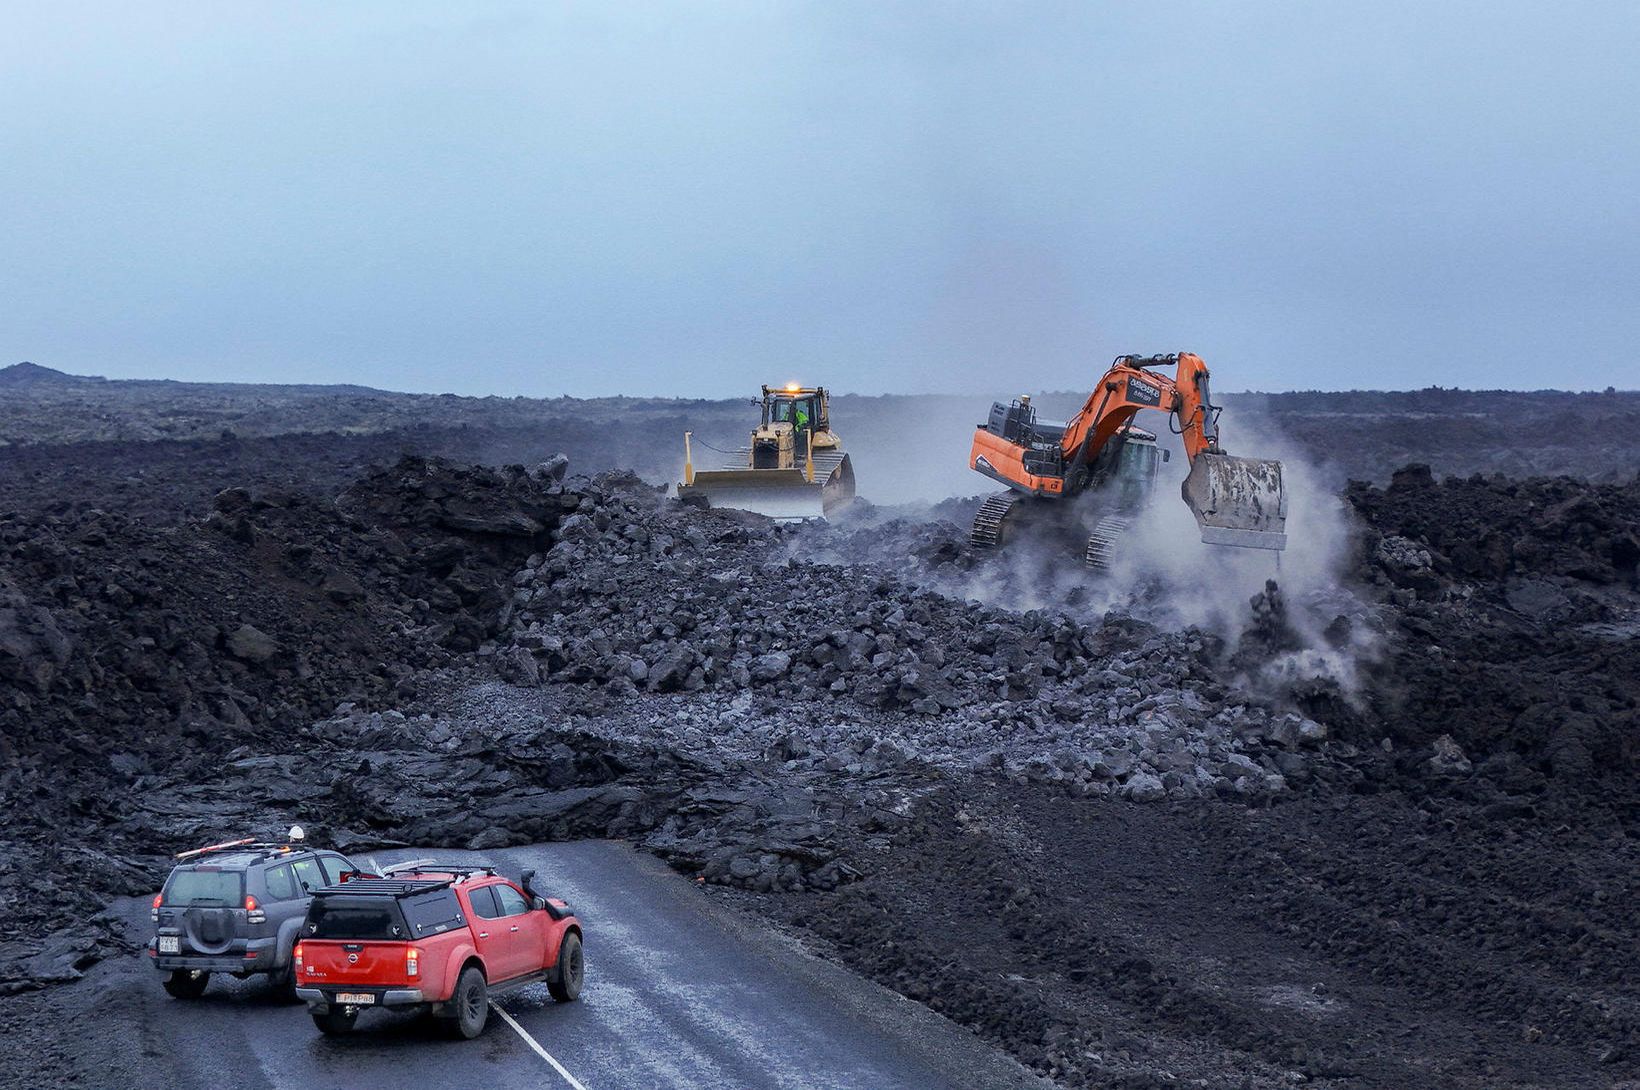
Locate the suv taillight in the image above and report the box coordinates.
[150,893,162,923]
[294,943,304,976]
[406,948,419,978]
[245,895,266,924]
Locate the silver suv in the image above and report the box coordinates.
[148,831,361,999]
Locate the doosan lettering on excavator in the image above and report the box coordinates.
[968,353,1288,568]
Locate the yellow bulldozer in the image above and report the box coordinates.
[679,384,856,521]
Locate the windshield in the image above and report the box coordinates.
[305,897,408,940]
[768,397,814,426]
[1117,441,1160,479]
[164,868,243,907]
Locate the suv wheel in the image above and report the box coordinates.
[446,966,489,1039]
[267,962,299,1002]
[547,933,583,1003]
[312,1009,357,1035]
[162,970,210,999]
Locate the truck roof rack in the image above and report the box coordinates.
[311,877,456,898]
[384,862,497,879]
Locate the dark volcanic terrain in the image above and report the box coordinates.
[1,365,1637,1089]
[4,362,1637,517]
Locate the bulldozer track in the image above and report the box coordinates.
[970,492,1020,549]
[1084,514,1133,570]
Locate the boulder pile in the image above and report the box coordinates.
[5,450,1634,1009]
[1346,466,1640,775]
[499,482,1332,804]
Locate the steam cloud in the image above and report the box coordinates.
[824,403,1379,699]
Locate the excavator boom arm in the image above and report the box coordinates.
[1057,353,1218,467]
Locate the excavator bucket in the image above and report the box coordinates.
[1180,453,1288,551]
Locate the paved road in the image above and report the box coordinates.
[71,841,1048,1090]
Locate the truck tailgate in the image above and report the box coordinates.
[299,939,412,988]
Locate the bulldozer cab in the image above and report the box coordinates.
[761,387,829,462]
[766,396,812,427]
[762,387,827,433]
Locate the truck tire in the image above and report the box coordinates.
[446,966,489,1039]
[547,933,583,1003]
[312,1009,357,1035]
[162,970,210,999]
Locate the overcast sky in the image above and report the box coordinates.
[4,2,1636,397]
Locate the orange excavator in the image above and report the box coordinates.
[968,353,1287,567]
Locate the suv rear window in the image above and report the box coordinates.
[305,896,408,940]
[165,868,243,907]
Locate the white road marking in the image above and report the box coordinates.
[493,1002,592,1090]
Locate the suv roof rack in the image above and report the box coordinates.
[175,837,300,861]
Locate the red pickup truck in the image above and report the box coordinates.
[293,863,583,1038]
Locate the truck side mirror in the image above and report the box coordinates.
[532,896,547,911]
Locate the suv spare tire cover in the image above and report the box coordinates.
[184,907,236,954]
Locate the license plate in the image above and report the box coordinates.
[158,936,179,954]
[336,992,375,1005]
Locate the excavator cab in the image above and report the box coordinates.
[1109,431,1164,513]
[1082,426,1164,514]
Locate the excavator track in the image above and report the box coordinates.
[1083,514,1133,570]
[970,492,1021,549]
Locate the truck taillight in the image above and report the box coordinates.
[405,949,419,978]
[294,943,304,975]
[244,895,265,924]
[150,893,162,922]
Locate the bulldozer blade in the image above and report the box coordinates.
[1180,452,1288,551]
[679,469,829,522]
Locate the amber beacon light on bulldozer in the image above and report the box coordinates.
[967,353,1288,568]
[679,384,856,521]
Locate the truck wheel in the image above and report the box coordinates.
[446,966,489,1039]
[312,1009,357,1035]
[547,933,583,1002]
[162,970,210,999]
